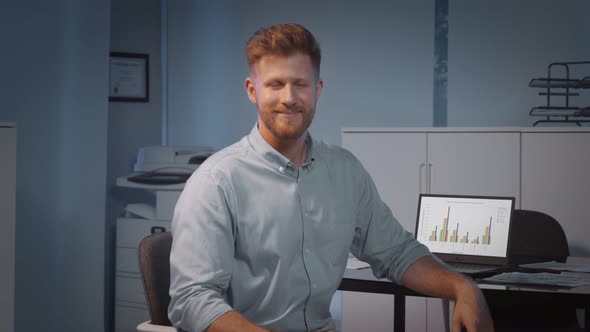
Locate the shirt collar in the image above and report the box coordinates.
[248,123,316,172]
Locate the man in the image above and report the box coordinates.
[168,23,493,332]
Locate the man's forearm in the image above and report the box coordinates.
[401,255,494,331]
[401,255,474,300]
[206,311,273,332]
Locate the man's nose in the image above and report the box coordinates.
[280,85,297,107]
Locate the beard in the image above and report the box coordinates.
[258,103,316,141]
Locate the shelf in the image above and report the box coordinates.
[529,106,590,117]
[538,92,579,96]
[529,61,590,126]
[529,78,580,89]
[579,77,590,89]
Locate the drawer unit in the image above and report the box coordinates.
[114,174,183,332]
[115,217,173,331]
[117,218,172,248]
[115,303,150,332]
[116,247,141,274]
[116,275,148,305]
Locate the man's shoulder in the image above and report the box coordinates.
[313,138,360,165]
[182,137,253,191]
[197,138,250,173]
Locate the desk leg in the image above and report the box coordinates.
[442,299,450,332]
[394,295,405,332]
[585,307,589,332]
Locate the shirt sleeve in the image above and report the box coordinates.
[168,169,236,332]
[349,156,432,284]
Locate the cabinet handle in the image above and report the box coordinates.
[419,163,426,193]
[151,226,166,234]
[427,163,433,193]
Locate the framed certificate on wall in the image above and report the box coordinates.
[109,52,149,102]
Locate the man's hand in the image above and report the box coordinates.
[401,256,494,332]
[206,311,273,332]
[451,280,494,332]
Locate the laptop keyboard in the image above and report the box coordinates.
[447,262,496,272]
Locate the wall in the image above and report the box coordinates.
[166,0,435,148]
[106,0,163,329]
[448,0,590,126]
[166,0,590,149]
[0,1,110,332]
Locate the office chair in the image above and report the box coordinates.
[508,209,569,265]
[486,209,582,332]
[137,231,177,332]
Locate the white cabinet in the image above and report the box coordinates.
[0,123,16,332]
[521,129,590,257]
[341,128,521,332]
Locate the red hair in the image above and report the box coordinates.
[246,23,321,76]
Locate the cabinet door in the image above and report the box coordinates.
[342,132,428,331]
[521,132,590,256]
[427,132,520,203]
[0,127,16,332]
[343,132,427,231]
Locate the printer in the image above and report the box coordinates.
[120,145,216,220]
[133,145,215,173]
[127,146,216,186]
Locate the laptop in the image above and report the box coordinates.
[414,193,515,276]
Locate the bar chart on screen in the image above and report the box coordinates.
[416,196,511,257]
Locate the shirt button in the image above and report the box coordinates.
[313,283,317,288]
[278,167,285,173]
[305,249,310,254]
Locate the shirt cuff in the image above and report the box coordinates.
[389,243,432,284]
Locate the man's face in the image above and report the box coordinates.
[245,53,323,147]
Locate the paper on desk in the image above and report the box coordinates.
[482,272,590,288]
[519,261,590,273]
[346,254,371,270]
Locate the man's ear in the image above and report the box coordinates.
[315,78,324,100]
[245,77,257,104]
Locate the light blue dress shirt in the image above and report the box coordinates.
[168,125,431,332]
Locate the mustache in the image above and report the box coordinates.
[274,106,305,113]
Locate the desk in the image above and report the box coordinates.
[338,257,590,332]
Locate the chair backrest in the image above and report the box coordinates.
[491,209,581,331]
[508,209,569,265]
[138,231,173,326]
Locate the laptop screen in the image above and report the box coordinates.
[415,194,515,265]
